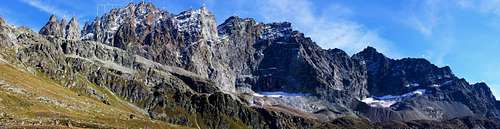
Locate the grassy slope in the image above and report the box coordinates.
[0,64,193,129]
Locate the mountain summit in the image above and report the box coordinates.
[0,2,499,129]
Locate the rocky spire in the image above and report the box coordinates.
[65,17,81,40]
[0,17,5,26]
[39,15,64,37]
[174,6,219,41]
[48,15,57,22]
[59,17,68,36]
[39,15,81,40]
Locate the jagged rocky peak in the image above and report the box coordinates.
[353,46,390,62]
[218,15,293,40]
[0,16,6,26]
[353,46,458,96]
[79,2,235,92]
[217,16,258,35]
[39,15,80,40]
[81,2,166,44]
[82,2,218,46]
[174,6,218,41]
[59,17,68,34]
[39,15,64,37]
[65,17,80,40]
[260,21,293,40]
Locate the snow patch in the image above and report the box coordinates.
[442,80,453,85]
[361,98,396,108]
[430,84,440,87]
[362,89,427,108]
[375,89,426,100]
[175,8,202,33]
[253,91,310,98]
[406,83,420,87]
[260,23,292,39]
[82,33,94,40]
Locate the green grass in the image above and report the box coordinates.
[0,64,194,129]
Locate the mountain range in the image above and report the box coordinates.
[0,2,499,129]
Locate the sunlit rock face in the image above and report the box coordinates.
[80,3,236,92]
[65,17,80,40]
[39,15,80,40]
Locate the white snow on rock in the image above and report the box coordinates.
[362,89,427,108]
[260,23,292,40]
[175,9,202,32]
[82,33,94,40]
[253,91,310,98]
[430,84,440,87]
[361,98,396,108]
[442,80,453,86]
[406,83,420,87]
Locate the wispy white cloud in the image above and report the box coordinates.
[478,0,500,16]
[20,0,69,18]
[255,0,397,56]
[0,9,19,26]
[405,0,442,37]
[404,0,456,66]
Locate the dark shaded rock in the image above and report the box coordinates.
[353,46,500,122]
[219,16,368,108]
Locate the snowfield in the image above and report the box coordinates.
[362,89,427,108]
[361,98,397,108]
[253,91,310,98]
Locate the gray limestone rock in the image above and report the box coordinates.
[65,17,80,40]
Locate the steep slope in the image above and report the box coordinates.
[0,64,188,128]
[82,3,235,93]
[5,7,321,129]
[0,15,192,129]
[353,47,500,122]
[218,16,368,119]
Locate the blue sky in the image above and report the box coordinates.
[1,0,500,99]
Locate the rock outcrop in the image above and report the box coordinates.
[39,15,63,37]
[39,15,80,40]
[82,3,235,92]
[353,47,500,122]
[65,17,80,40]
[0,17,5,26]
[215,16,370,120]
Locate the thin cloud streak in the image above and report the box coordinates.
[255,0,397,57]
[20,0,69,18]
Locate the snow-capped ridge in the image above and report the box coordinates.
[260,22,293,40]
[81,2,220,43]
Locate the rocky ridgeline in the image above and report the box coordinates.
[0,2,498,129]
[39,15,80,40]
[80,2,235,93]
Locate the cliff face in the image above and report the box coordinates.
[81,3,235,93]
[353,47,500,122]
[0,2,499,129]
[40,15,80,40]
[218,16,368,105]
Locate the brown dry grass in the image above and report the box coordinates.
[0,64,193,129]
